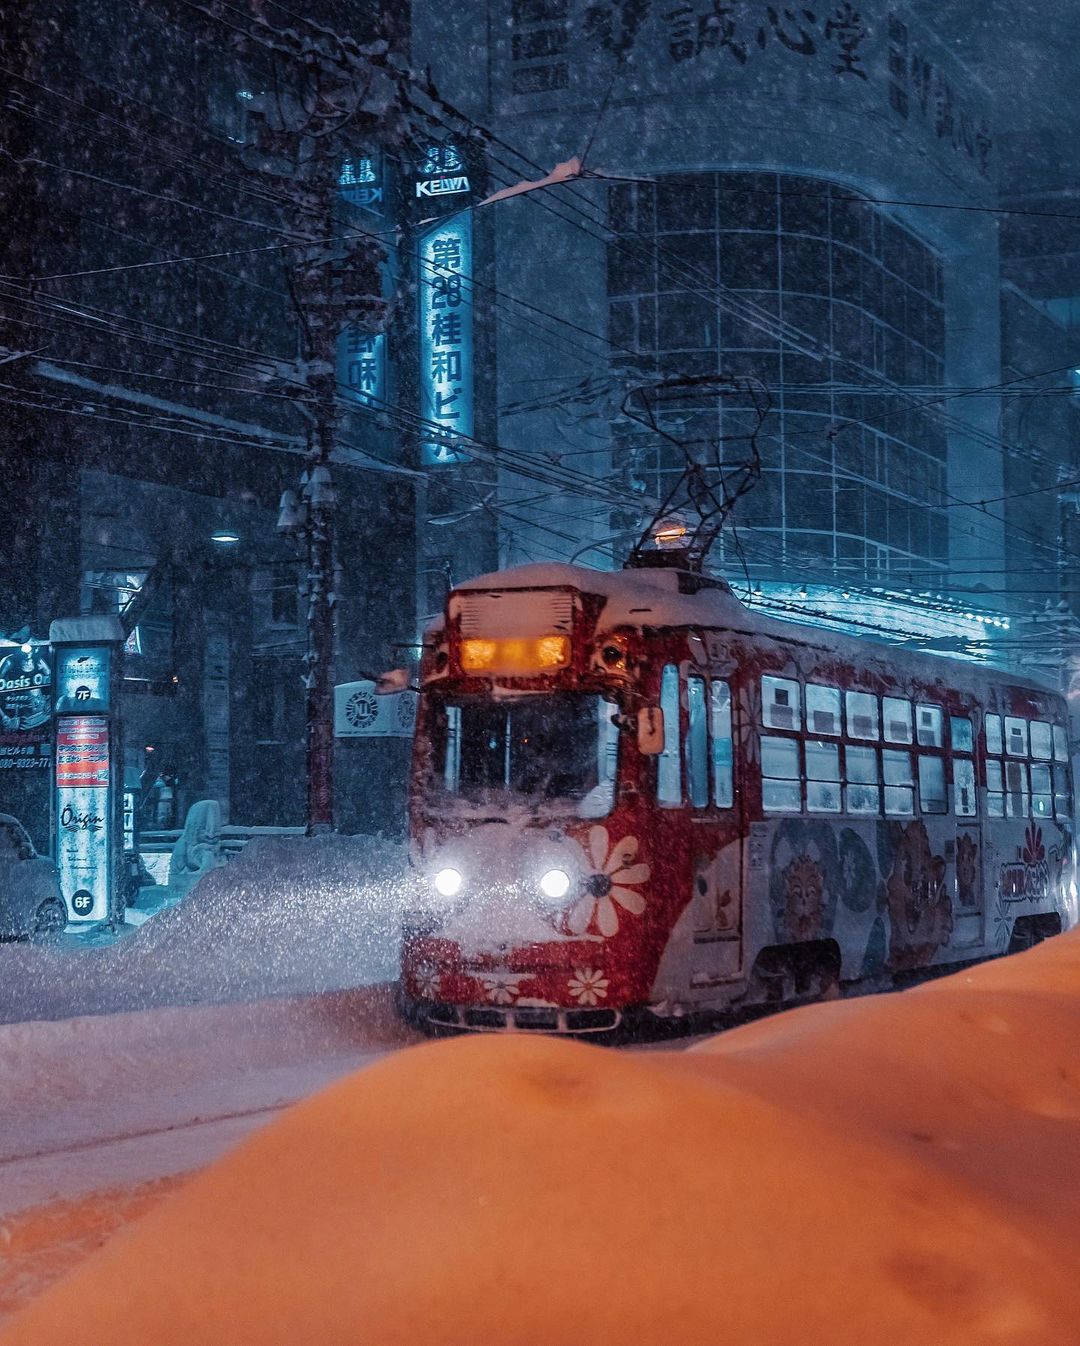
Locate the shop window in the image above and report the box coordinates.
[762,675,800,731]
[844,744,880,814]
[845,690,878,740]
[1005,717,1028,757]
[915,703,943,748]
[1005,760,1029,818]
[686,676,709,809]
[1054,765,1072,821]
[710,680,733,808]
[918,755,947,814]
[1030,721,1052,761]
[883,749,914,815]
[658,665,681,806]
[1031,763,1053,819]
[883,696,913,744]
[806,683,841,736]
[806,739,841,812]
[986,760,1004,818]
[950,716,973,754]
[1053,724,1068,763]
[953,758,976,817]
[761,735,801,812]
[985,714,1002,756]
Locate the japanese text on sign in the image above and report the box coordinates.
[419,217,474,466]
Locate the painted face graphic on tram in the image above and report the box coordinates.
[768,820,840,944]
[884,820,952,970]
[781,853,825,942]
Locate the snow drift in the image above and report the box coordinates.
[0,834,408,1024]
[5,930,1080,1345]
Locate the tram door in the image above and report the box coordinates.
[685,664,745,988]
[950,717,984,947]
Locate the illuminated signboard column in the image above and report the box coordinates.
[416,145,474,466]
[337,150,390,413]
[419,216,474,464]
[50,616,124,927]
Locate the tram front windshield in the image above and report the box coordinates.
[432,693,618,814]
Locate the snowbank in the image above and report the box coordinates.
[5,931,1080,1345]
[0,834,409,1024]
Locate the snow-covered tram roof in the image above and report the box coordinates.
[447,562,1059,703]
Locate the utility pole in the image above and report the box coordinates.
[231,16,405,833]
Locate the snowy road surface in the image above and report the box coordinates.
[0,986,420,1318]
[5,932,1080,1345]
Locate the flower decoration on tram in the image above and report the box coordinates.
[1022,823,1045,868]
[567,826,650,938]
[478,971,527,1005]
[568,968,610,1005]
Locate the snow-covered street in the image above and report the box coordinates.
[0,985,419,1317]
[0,833,416,1317]
[3,929,1080,1344]
[0,834,407,1025]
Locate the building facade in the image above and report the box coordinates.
[0,0,497,842]
[413,0,1025,659]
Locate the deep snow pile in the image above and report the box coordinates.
[0,835,408,1023]
[5,931,1080,1345]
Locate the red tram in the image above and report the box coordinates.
[400,557,1078,1033]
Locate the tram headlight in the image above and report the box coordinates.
[539,868,572,903]
[433,867,463,899]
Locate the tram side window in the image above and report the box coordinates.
[883,749,914,816]
[918,755,947,814]
[806,684,841,736]
[1005,760,1029,818]
[883,696,913,744]
[806,739,841,812]
[845,744,880,814]
[1054,765,1072,821]
[950,716,974,754]
[657,665,682,806]
[846,690,879,740]
[1031,763,1053,819]
[954,757,976,817]
[1053,724,1068,762]
[710,680,734,809]
[443,705,462,788]
[986,760,1004,817]
[986,714,1003,755]
[1005,717,1028,757]
[761,735,801,812]
[1030,720,1053,760]
[916,704,943,748]
[685,676,709,809]
[762,676,800,731]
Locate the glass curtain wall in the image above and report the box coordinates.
[607,173,948,582]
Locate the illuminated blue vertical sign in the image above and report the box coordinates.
[419,216,473,465]
[338,152,384,214]
[337,326,386,409]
